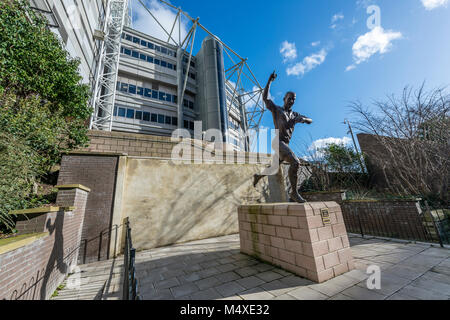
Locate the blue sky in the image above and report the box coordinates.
[130,0,450,156]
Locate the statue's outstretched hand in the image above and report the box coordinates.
[304,118,313,125]
[269,71,277,82]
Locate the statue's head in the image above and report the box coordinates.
[284,91,296,111]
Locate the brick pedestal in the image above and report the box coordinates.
[238,202,354,283]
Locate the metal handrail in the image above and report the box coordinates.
[123,218,140,300]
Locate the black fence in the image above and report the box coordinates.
[78,224,121,265]
[122,218,140,300]
[343,202,449,247]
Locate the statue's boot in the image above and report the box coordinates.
[289,191,307,203]
[288,162,307,203]
[253,174,264,188]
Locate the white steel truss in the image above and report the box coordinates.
[133,0,266,132]
[90,0,129,131]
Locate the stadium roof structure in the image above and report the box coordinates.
[90,0,266,134]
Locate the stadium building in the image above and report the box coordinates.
[30,0,263,152]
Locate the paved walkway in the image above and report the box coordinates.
[134,234,450,300]
[51,258,123,300]
[53,234,450,300]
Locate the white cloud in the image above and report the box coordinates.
[331,13,344,23]
[130,0,189,44]
[421,0,449,10]
[311,41,321,47]
[346,26,402,71]
[286,49,327,77]
[308,137,352,159]
[280,41,298,63]
[330,13,344,29]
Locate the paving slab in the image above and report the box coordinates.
[287,287,328,300]
[54,234,450,300]
[238,287,275,300]
[340,286,387,300]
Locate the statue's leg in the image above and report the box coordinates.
[280,143,306,203]
[253,157,282,187]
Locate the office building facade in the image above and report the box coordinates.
[31,1,249,151]
[113,29,248,151]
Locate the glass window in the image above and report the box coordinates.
[137,87,144,96]
[143,112,150,121]
[189,101,194,109]
[144,88,152,98]
[120,46,124,54]
[120,83,128,93]
[159,92,165,101]
[161,60,167,68]
[152,90,158,99]
[146,55,153,63]
[114,107,118,116]
[173,64,177,70]
[141,40,147,47]
[147,42,154,49]
[190,73,196,80]
[118,107,126,117]
[184,120,189,129]
[124,48,131,56]
[172,117,178,126]
[155,45,161,52]
[133,37,140,44]
[190,61,195,68]
[183,100,189,108]
[165,94,172,102]
[161,47,167,54]
[189,121,195,130]
[126,109,134,119]
[132,51,139,58]
[116,81,120,90]
[140,53,146,61]
[154,59,160,65]
[158,114,165,124]
[125,34,132,41]
[172,95,177,104]
[151,113,157,122]
[165,116,171,125]
[167,63,173,69]
[121,33,125,39]
[128,84,136,94]
[135,111,142,120]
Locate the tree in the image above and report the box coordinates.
[322,143,362,173]
[0,0,92,230]
[350,84,449,205]
[301,142,368,193]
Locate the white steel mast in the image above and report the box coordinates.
[90,0,129,131]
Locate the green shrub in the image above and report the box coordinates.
[0,0,92,230]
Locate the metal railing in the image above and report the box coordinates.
[123,217,140,300]
[343,201,449,247]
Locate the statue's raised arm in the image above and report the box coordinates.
[263,71,277,112]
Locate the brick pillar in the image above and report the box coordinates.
[1,185,90,300]
[238,202,354,283]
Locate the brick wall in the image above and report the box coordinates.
[302,191,346,204]
[238,202,354,283]
[57,155,118,264]
[0,187,89,300]
[81,130,271,163]
[341,200,430,241]
[295,191,433,242]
